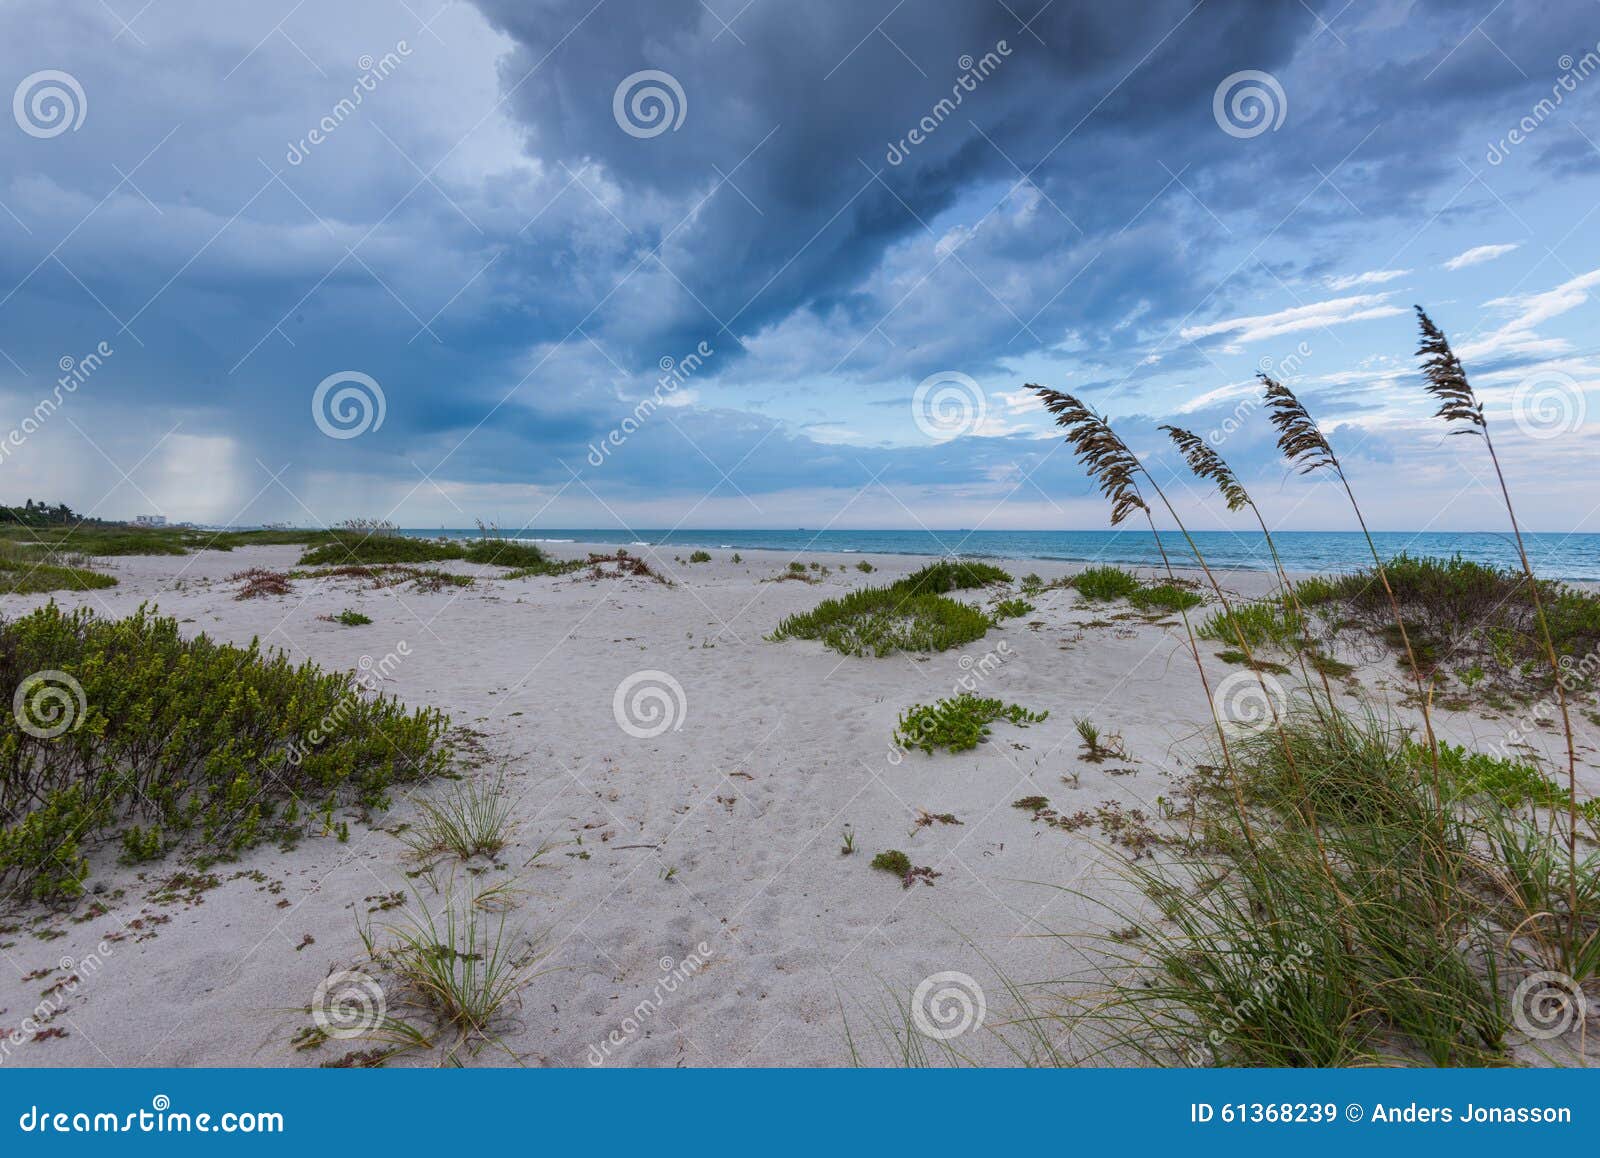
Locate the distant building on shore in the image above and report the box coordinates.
[133,514,167,527]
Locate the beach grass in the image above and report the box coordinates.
[769,560,1008,656]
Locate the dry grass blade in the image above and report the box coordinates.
[1415,306,1485,434]
[1031,386,1149,525]
[1160,425,1250,511]
[1260,373,1337,474]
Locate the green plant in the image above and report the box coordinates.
[1071,565,1142,602]
[769,560,1014,657]
[840,825,856,855]
[1128,583,1203,613]
[0,603,450,900]
[855,560,875,573]
[403,775,513,863]
[333,609,373,626]
[993,598,1034,619]
[788,561,808,574]
[689,550,712,563]
[384,890,542,1043]
[870,849,911,877]
[894,695,1047,754]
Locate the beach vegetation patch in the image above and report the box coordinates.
[0,603,450,903]
[993,598,1034,619]
[894,694,1048,754]
[688,550,712,563]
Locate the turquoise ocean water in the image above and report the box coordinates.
[399,528,1600,581]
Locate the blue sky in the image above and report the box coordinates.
[1,0,1597,533]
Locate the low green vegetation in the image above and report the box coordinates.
[332,609,373,626]
[1197,599,1305,649]
[688,550,712,563]
[0,542,117,594]
[769,560,1011,657]
[1074,708,1599,1067]
[1070,565,1201,612]
[870,849,911,877]
[855,560,875,573]
[993,598,1034,619]
[0,603,451,903]
[1071,565,1142,601]
[894,694,1048,754]
[1299,554,1600,694]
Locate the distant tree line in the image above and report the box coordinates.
[0,500,101,527]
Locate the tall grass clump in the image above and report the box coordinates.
[1072,706,1600,1066]
[403,774,514,863]
[1414,306,1583,961]
[0,603,451,902]
[769,560,1007,657]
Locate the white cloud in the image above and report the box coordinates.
[1324,268,1411,291]
[1457,268,1600,362]
[1180,293,1406,345]
[1442,243,1520,271]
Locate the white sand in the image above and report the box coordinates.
[1,543,1593,1067]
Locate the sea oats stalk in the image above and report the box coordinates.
[1260,373,1447,854]
[1161,424,1339,718]
[1414,305,1581,954]
[1033,386,1256,846]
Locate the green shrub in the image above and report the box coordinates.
[993,598,1034,619]
[895,560,1012,595]
[894,694,1048,754]
[855,560,875,573]
[0,603,451,901]
[688,550,712,563]
[1197,599,1304,648]
[769,587,993,656]
[770,561,1014,656]
[1289,553,1600,693]
[460,539,551,569]
[870,849,911,877]
[300,535,460,566]
[334,609,373,626]
[1071,565,1142,601]
[788,561,808,574]
[1129,583,1203,612]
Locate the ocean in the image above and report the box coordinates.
[398,528,1600,582]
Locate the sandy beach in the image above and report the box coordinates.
[2,541,1591,1068]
